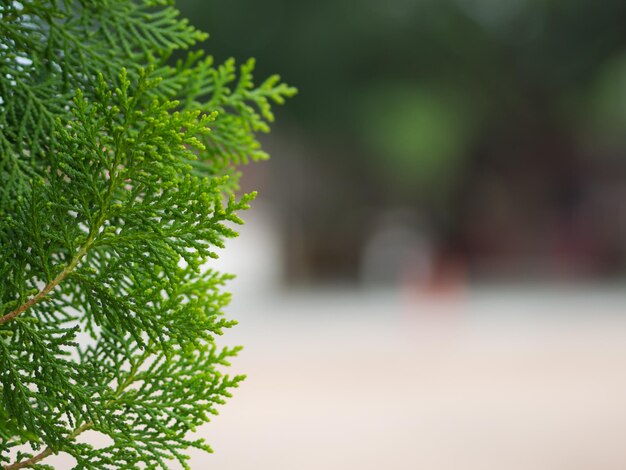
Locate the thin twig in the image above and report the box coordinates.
[4,422,93,470]
[0,238,94,326]
[4,447,53,470]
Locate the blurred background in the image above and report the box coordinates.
[178,0,626,288]
[179,0,626,468]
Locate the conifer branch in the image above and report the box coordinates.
[0,1,294,467]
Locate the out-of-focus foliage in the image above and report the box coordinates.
[178,0,626,185]
[178,0,626,281]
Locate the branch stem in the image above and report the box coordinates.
[3,422,93,470]
[0,236,95,326]
[3,448,53,470]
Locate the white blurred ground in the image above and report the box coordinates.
[189,287,626,470]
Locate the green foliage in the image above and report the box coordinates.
[0,0,296,468]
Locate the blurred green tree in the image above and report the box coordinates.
[177,0,626,281]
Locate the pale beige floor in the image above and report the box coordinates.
[182,288,626,470]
